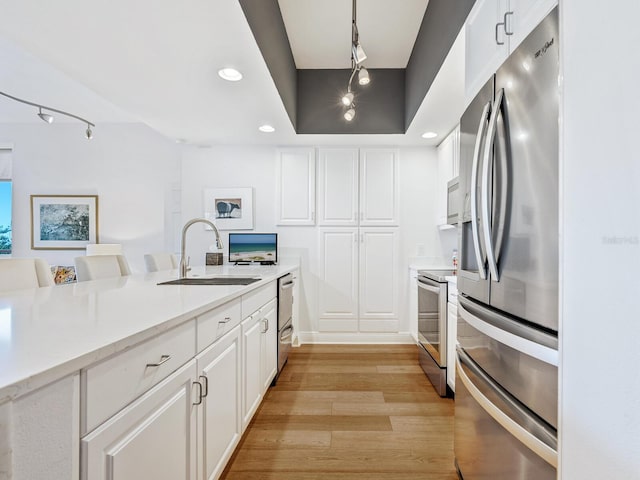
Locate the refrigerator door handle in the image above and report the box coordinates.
[493,88,510,273]
[456,349,557,468]
[458,297,558,365]
[481,88,504,281]
[470,101,492,280]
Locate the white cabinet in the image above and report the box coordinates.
[359,228,399,332]
[276,147,316,225]
[196,325,242,480]
[465,0,558,99]
[318,228,359,331]
[317,148,359,226]
[241,297,277,429]
[359,148,399,226]
[261,300,278,391]
[317,147,398,226]
[318,228,399,333]
[82,360,198,480]
[437,126,460,226]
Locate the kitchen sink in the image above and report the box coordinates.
[158,276,261,286]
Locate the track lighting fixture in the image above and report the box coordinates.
[0,90,95,139]
[358,67,370,86]
[341,0,370,122]
[344,108,356,122]
[37,107,54,124]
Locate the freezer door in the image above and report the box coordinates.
[458,77,493,305]
[455,348,557,480]
[488,7,559,331]
[458,296,558,428]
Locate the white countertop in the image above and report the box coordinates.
[0,262,297,403]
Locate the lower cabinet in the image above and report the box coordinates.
[242,297,277,429]
[318,227,399,333]
[196,325,242,480]
[81,360,198,480]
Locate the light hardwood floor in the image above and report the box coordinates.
[220,344,458,480]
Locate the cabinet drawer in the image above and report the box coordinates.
[82,320,196,434]
[197,298,242,352]
[242,282,276,318]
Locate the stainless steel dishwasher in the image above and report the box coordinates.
[276,273,294,378]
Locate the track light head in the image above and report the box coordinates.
[352,42,367,64]
[37,107,54,124]
[358,67,370,86]
[344,107,356,122]
[85,124,93,140]
[341,92,354,106]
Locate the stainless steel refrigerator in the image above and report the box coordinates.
[455,7,559,479]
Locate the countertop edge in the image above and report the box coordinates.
[0,264,298,403]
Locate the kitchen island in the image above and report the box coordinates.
[0,261,298,480]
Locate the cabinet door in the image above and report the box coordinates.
[437,133,455,226]
[82,360,197,480]
[196,326,241,480]
[317,148,359,226]
[318,228,359,332]
[276,148,316,225]
[359,148,399,226]
[507,0,558,52]
[241,315,262,429]
[260,300,278,390]
[465,0,509,100]
[358,228,399,332]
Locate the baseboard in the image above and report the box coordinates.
[296,331,415,345]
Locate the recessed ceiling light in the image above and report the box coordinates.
[218,68,243,82]
[258,125,275,133]
[422,131,438,139]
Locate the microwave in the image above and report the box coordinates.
[447,177,459,225]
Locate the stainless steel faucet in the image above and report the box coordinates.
[179,218,223,278]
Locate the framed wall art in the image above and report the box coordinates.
[203,187,253,230]
[31,195,98,250]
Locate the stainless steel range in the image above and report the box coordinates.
[417,269,455,397]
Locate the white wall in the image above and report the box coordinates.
[559,1,640,478]
[0,122,181,273]
[181,145,441,337]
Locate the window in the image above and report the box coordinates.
[0,181,11,255]
[0,147,12,256]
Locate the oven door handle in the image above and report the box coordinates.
[417,280,441,295]
[280,325,294,342]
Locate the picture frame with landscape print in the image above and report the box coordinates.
[31,195,98,250]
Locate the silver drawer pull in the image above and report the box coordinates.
[146,354,171,367]
[199,375,209,397]
[218,316,231,324]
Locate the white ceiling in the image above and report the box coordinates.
[279,0,429,69]
[0,0,464,147]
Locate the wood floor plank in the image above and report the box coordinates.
[389,415,454,432]
[219,344,456,479]
[250,414,393,431]
[266,390,386,403]
[331,431,455,451]
[241,430,332,449]
[332,401,453,416]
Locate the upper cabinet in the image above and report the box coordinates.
[317,148,359,226]
[359,149,400,227]
[317,147,399,227]
[276,148,316,226]
[465,0,558,100]
[437,126,460,226]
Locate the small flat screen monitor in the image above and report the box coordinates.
[228,233,277,264]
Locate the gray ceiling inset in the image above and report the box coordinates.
[239,0,475,135]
